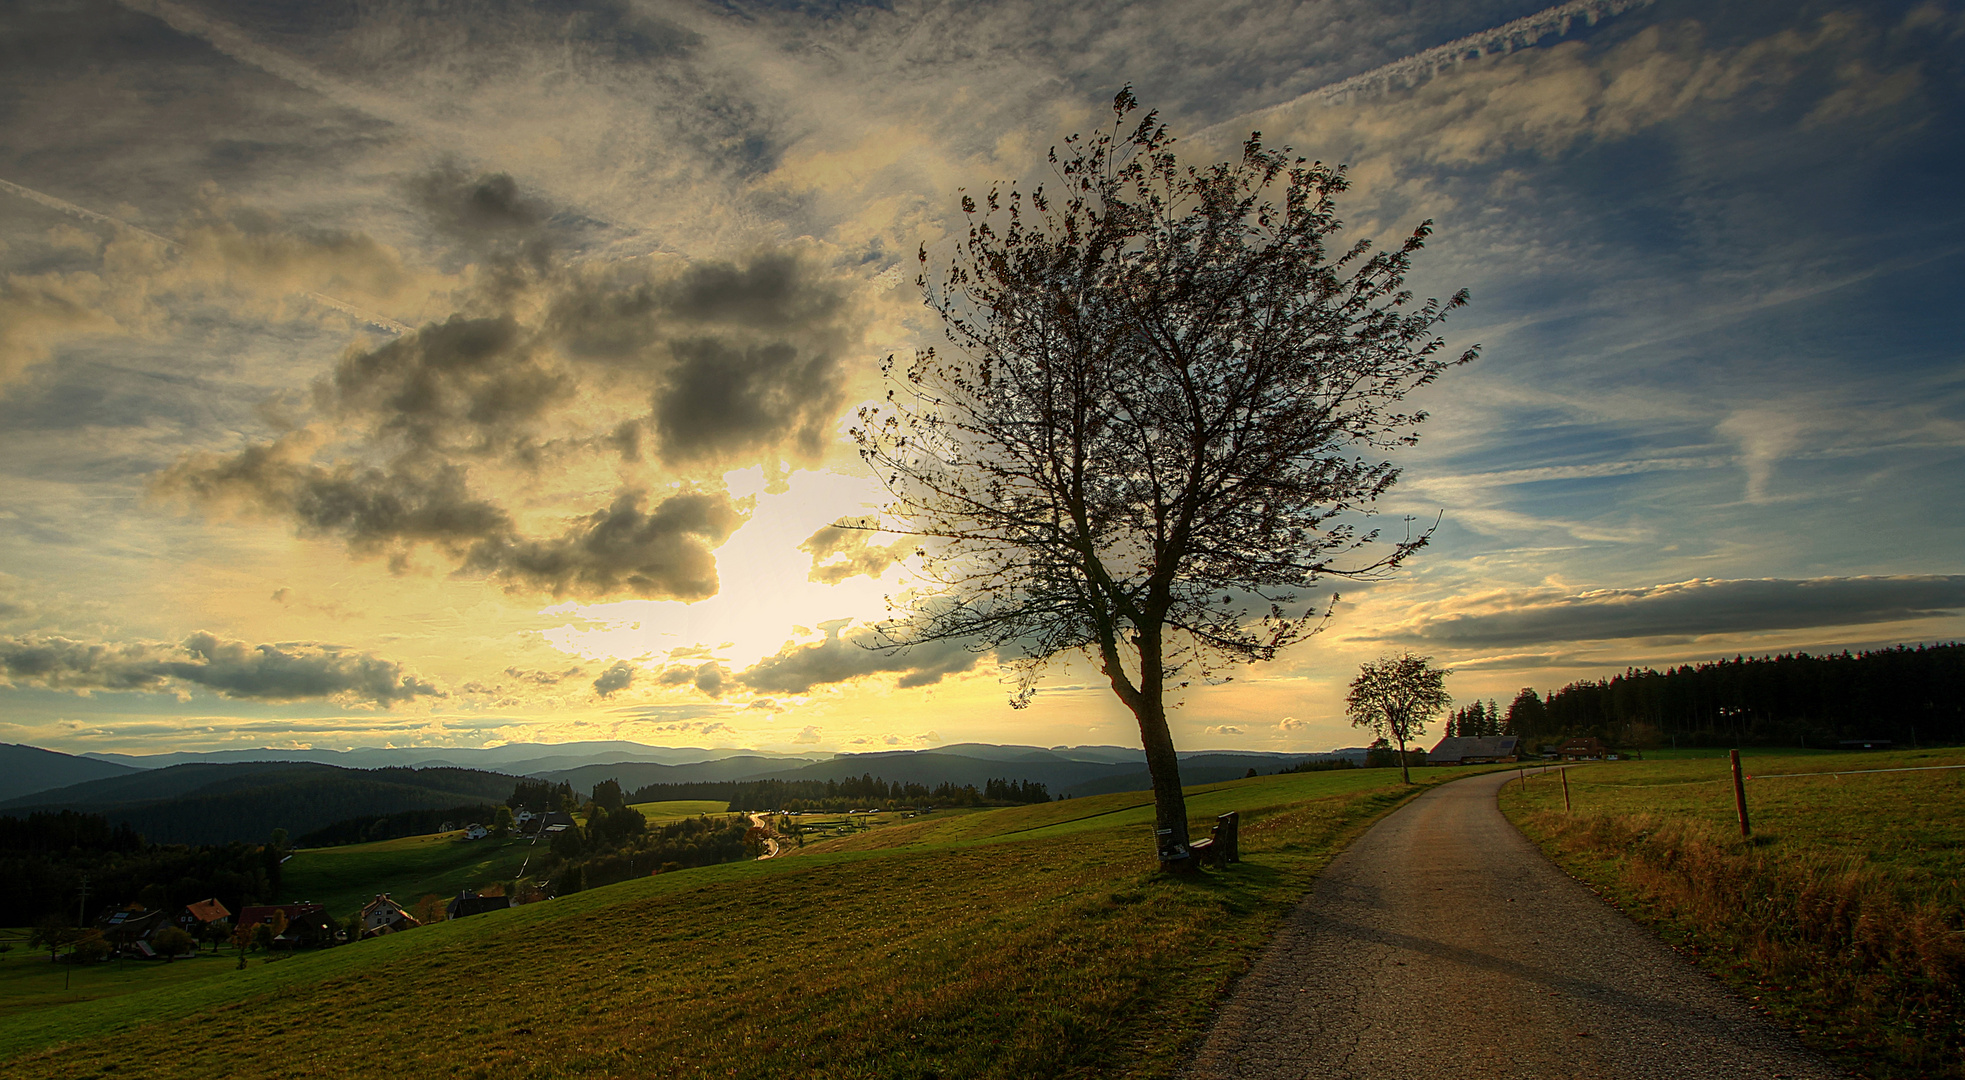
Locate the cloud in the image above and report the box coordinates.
[0,632,441,705]
[160,430,747,600]
[1390,576,1965,649]
[800,524,917,585]
[1278,717,1307,731]
[791,724,821,744]
[1204,725,1244,736]
[657,660,730,698]
[592,660,636,698]
[735,619,986,695]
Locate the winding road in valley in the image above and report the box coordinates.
[1184,768,1845,1080]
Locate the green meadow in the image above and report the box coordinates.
[280,802,739,916]
[1502,748,1965,1079]
[0,766,1503,1079]
[282,831,541,916]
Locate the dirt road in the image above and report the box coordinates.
[1184,768,1844,1080]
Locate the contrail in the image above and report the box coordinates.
[0,176,177,248]
[0,177,412,335]
[113,0,664,258]
[1193,0,1655,141]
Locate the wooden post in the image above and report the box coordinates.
[1729,748,1751,837]
[1561,766,1571,812]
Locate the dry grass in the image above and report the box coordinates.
[1504,751,1965,1078]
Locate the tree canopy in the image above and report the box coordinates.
[1347,653,1452,785]
[857,89,1474,864]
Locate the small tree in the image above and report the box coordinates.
[858,89,1472,866]
[151,926,197,960]
[492,805,515,838]
[1347,653,1451,785]
[30,915,75,963]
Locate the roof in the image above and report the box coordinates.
[1428,736,1521,760]
[237,903,326,928]
[448,894,512,919]
[184,898,230,923]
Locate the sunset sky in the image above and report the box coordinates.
[2,0,1960,758]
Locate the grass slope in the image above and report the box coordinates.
[0,766,1502,1079]
[282,832,542,917]
[1501,747,1965,1079]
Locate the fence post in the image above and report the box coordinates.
[1561,766,1571,812]
[1729,748,1751,837]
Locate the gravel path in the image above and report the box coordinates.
[1183,768,1846,1080]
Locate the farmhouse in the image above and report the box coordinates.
[237,903,335,946]
[177,897,230,933]
[357,894,420,938]
[447,890,512,920]
[1427,735,1521,764]
[1558,737,1609,760]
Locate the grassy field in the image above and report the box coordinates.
[0,950,240,1022]
[1501,747,1965,1079]
[0,765,1504,1079]
[283,831,543,916]
[626,800,735,824]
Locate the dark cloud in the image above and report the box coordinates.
[1395,576,1965,649]
[0,632,440,705]
[654,338,841,466]
[160,437,746,599]
[735,619,985,694]
[592,660,636,697]
[322,315,569,459]
[800,523,915,584]
[465,490,746,600]
[544,252,854,468]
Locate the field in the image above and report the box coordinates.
[626,800,735,824]
[282,831,542,916]
[0,766,1504,1079]
[1501,747,1965,1078]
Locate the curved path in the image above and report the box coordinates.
[1184,769,1844,1080]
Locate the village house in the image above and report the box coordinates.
[1558,737,1609,761]
[446,890,512,921]
[463,823,490,840]
[236,902,335,947]
[357,894,420,938]
[96,904,167,955]
[176,897,230,936]
[1427,735,1522,764]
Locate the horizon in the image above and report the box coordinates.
[2,0,1960,760]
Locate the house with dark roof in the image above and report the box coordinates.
[237,903,335,946]
[1558,737,1608,760]
[1427,735,1521,764]
[446,890,512,920]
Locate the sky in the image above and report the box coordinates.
[1,0,1960,759]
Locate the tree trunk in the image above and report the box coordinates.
[1132,691,1193,871]
[1395,731,1411,786]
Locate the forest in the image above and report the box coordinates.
[1503,643,1963,747]
[0,810,282,926]
[624,773,1053,812]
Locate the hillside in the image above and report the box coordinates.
[0,744,137,803]
[79,741,827,773]
[0,767,1487,1078]
[1,763,520,846]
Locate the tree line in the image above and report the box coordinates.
[1506,644,1962,748]
[0,810,282,926]
[620,773,1053,813]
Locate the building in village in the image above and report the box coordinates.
[357,894,421,938]
[1427,735,1521,764]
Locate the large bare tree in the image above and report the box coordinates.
[854,90,1474,867]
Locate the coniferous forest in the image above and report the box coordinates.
[1504,643,1963,748]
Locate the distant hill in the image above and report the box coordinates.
[0,743,139,803]
[537,756,831,795]
[0,762,521,845]
[79,741,827,773]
